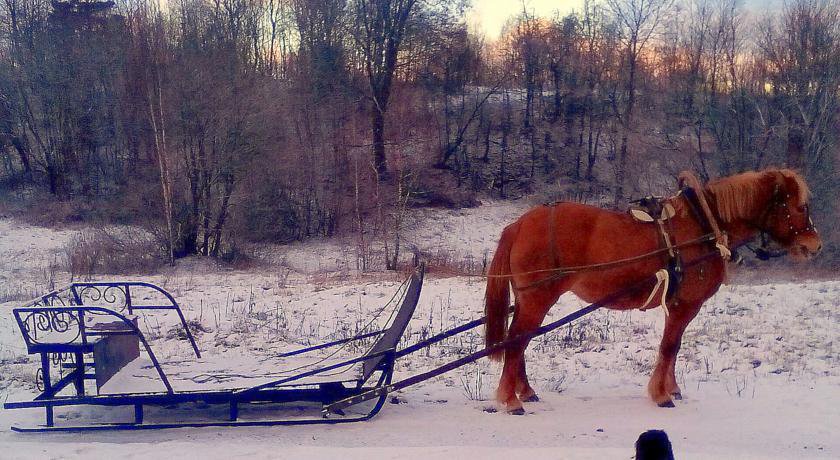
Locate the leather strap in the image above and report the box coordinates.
[547,203,558,269]
[678,171,730,260]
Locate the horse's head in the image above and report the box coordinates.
[707,169,822,261]
[759,170,821,261]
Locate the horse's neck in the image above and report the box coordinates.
[703,188,768,248]
[718,220,759,248]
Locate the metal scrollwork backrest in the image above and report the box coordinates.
[35,367,44,392]
[19,309,82,345]
[76,285,129,314]
[27,289,79,308]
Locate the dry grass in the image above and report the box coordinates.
[420,249,489,277]
[64,227,167,277]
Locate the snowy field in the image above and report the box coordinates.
[0,201,838,459]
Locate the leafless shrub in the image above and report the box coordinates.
[725,374,754,399]
[0,286,39,303]
[546,370,568,393]
[421,248,488,276]
[64,227,167,277]
[166,319,212,341]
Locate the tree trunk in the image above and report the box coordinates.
[499,125,508,198]
[614,129,629,207]
[11,137,32,178]
[482,121,491,163]
[552,65,562,122]
[147,76,175,264]
[210,176,235,258]
[786,124,805,171]
[371,106,387,178]
[614,49,637,207]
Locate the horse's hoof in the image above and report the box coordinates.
[671,392,683,401]
[657,400,676,408]
[522,394,540,403]
[507,407,526,416]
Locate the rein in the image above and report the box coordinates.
[480,172,815,293]
[504,233,717,291]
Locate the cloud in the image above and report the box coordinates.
[466,0,783,41]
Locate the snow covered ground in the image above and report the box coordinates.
[0,201,838,459]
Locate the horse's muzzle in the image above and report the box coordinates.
[790,234,822,261]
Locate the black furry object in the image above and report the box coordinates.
[635,429,675,460]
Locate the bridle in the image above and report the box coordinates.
[746,185,816,260]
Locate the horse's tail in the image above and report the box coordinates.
[485,221,518,362]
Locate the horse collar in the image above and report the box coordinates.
[678,171,731,261]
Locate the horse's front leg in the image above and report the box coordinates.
[497,338,539,413]
[666,346,683,400]
[648,301,701,407]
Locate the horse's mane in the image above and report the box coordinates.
[705,169,810,223]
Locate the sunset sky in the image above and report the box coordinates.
[467,0,785,40]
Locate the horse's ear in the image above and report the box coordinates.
[766,169,788,189]
[676,171,690,189]
[765,171,794,204]
[773,169,811,204]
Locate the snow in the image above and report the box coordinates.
[0,201,838,459]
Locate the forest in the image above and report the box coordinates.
[0,0,838,270]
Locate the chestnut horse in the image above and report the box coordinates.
[485,169,821,413]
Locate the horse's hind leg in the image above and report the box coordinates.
[496,353,520,412]
[497,289,558,413]
[648,301,701,407]
[496,314,525,413]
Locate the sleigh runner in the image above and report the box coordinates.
[4,268,425,431]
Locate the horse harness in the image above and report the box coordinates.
[532,182,726,308]
[536,178,731,315]
[746,184,817,260]
[630,174,742,308]
[628,195,683,308]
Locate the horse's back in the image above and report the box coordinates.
[505,202,669,304]
[511,201,660,264]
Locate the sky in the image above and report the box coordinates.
[467,0,785,40]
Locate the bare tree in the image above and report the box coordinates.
[138,3,176,264]
[577,1,615,181]
[757,0,840,172]
[351,0,419,179]
[606,0,672,205]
